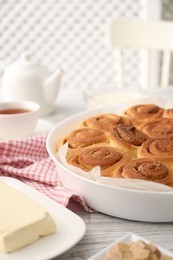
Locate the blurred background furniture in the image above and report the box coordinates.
[109,19,173,89]
[0,0,163,93]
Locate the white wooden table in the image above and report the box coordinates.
[44,89,173,260]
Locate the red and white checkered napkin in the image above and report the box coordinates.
[0,135,93,212]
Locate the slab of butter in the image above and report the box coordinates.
[0,182,56,253]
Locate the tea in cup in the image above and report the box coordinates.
[0,100,40,140]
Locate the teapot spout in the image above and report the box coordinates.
[44,68,64,104]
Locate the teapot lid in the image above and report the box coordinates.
[15,52,39,67]
[7,52,47,73]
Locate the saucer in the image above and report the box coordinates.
[0,119,55,141]
[34,119,55,136]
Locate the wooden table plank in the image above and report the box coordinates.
[55,200,173,259]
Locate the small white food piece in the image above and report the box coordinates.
[0,182,56,253]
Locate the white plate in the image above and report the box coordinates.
[0,177,86,260]
[88,233,173,260]
[46,105,173,222]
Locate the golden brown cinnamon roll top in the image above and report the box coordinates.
[138,138,173,171]
[68,146,130,177]
[123,104,164,127]
[139,118,173,139]
[111,125,147,146]
[80,113,132,132]
[114,158,173,187]
[109,125,148,158]
[57,128,109,150]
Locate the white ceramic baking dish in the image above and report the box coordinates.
[46,105,173,222]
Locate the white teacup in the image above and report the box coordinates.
[0,100,40,140]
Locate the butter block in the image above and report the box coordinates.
[0,182,56,253]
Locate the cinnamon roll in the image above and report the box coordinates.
[123,104,164,127]
[138,138,173,171]
[114,158,173,187]
[109,125,148,158]
[80,113,132,132]
[67,146,130,177]
[139,118,173,139]
[57,128,109,159]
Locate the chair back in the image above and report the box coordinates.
[109,20,173,88]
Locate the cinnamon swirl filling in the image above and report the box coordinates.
[140,118,173,139]
[63,128,109,148]
[111,125,147,146]
[78,147,122,169]
[109,125,148,158]
[68,146,130,177]
[123,104,164,127]
[138,139,173,170]
[115,158,172,187]
[81,113,132,132]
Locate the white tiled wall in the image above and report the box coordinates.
[0,0,163,90]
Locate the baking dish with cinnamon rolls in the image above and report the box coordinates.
[47,103,173,222]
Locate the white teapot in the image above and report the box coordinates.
[0,53,63,116]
